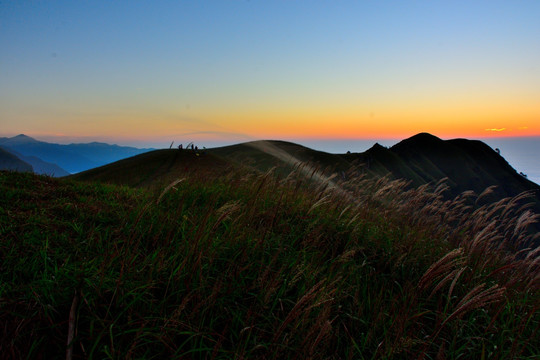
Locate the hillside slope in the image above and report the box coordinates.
[342,133,539,201]
[210,140,352,174]
[71,148,241,187]
[0,147,33,172]
[1,169,538,359]
[6,149,70,177]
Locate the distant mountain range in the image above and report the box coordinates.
[0,134,154,175]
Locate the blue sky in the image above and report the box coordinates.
[1,0,539,146]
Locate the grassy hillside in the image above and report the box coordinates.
[72,140,353,188]
[1,166,539,359]
[71,149,242,188]
[210,140,352,175]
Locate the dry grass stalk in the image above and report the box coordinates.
[156,178,185,204]
[66,289,80,360]
[467,220,498,255]
[272,279,326,343]
[514,211,540,237]
[308,319,332,355]
[443,284,505,326]
[447,266,467,300]
[428,266,466,299]
[475,185,498,204]
[211,201,242,231]
[308,195,331,214]
[418,248,464,291]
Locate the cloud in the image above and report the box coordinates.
[485,128,507,132]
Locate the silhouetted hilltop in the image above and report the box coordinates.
[0,134,40,145]
[210,140,352,174]
[371,133,539,200]
[72,133,539,203]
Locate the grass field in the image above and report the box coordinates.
[1,164,539,359]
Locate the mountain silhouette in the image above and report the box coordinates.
[72,133,539,198]
[0,147,33,172]
[352,133,539,201]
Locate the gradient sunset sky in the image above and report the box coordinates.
[1,1,539,147]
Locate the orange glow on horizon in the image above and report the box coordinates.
[6,100,539,143]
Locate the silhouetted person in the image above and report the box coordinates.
[178,144,183,150]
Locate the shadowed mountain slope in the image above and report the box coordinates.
[348,133,540,236]
[354,133,540,201]
[71,149,241,187]
[5,149,69,177]
[0,135,90,173]
[72,140,353,187]
[0,147,33,172]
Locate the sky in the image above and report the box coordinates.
[1,0,539,148]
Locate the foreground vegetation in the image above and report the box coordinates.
[1,167,539,359]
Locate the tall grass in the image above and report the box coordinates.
[0,167,538,359]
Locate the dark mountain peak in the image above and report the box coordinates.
[365,142,391,156]
[391,133,443,151]
[371,142,387,150]
[15,134,38,141]
[1,134,39,145]
[410,132,442,142]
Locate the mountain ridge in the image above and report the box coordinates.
[0,134,154,174]
[72,133,540,198]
